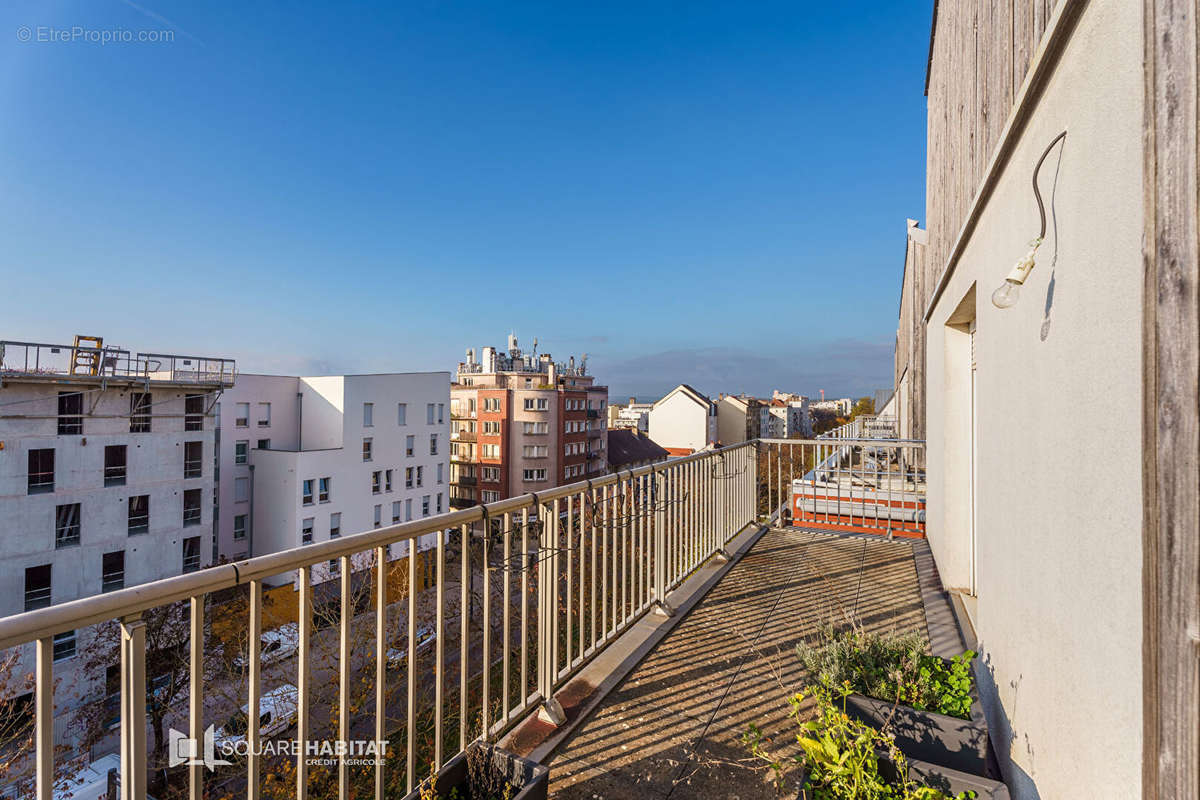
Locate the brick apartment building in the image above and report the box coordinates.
[449,335,607,507]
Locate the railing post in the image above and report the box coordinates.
[652,468,674,617]
[189,596,204,800]
[120,614,147,800]
[536,500,565,725]
[34,637,52,800]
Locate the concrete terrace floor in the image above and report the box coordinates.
[545,529,932,800]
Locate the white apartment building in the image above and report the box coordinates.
[809,397,853,416]
[646,384,716,454]
[0,337,235,749]
[216,372,449,586]
[609,397,652,432]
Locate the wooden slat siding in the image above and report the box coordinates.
[1142,0,1200,795]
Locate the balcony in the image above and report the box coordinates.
[452,474,477,487]
[449,496,477,509]
[0,437,938,800]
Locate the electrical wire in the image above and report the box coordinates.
[1032,130,1068,239]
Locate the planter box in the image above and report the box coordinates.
[402,743,548,800]
[844,684,992,778]
[798,755,1009,800]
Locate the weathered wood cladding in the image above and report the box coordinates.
[909,0,1063,436]
[895,222,927,440]
[924,0,1062,320]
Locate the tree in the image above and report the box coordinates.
[850,397,875,419]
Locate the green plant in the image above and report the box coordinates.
[796,625,975,719]
[743,681,975,799]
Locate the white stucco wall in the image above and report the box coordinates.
[924,2,1143,797]
[648,389,712,452]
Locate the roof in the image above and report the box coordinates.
[653,384,711,410]
[606,429,670,468]
[664,447,695,457]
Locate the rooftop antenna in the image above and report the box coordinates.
[581,353,588,374]
[532,337,538,359]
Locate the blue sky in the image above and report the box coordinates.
[1,1,932,401]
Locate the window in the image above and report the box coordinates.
[302,479,314,505]
[406,435,414,457]
[257,402,271,427]
[482,420,500,434]
[405,467,413,489]
[182,537,201,573]
[523,421,547,435]
[405,499,412,521]
[257,439,270,450]
[426,404,435,425]
[363,402,374,427]
[372,471,382,494]
[416,466,424,487]
[234,402,250,428]
[481,443,500,459]
[28,449,54,494]
[385,470,393,492]
[362,438,373,462]
[183,489,202,527]
[436,493,443,513]
[301,518,314,544]
[397,403,407,425]
[52,630,75,662]
[523,468,547,482]
[523,445,547,458]
[430,434,439,456]
[233,514,247,541]
[482,490,500,503]
[329,512,340,538]
[130,393,152,433]
[128,495,149,534]
[234,477,249,503]
[483,398,500,412]
[524,397,548,411]
[24,565,51,611]
[55,504,81,548]
[102,551,125,593]
[104,445,127,486]
[391,501,401,523]
[235,440,249,464]
[319,477,330,503]
[185,394,205,431]
[183,441,202,479]
[483,466,500,482]
[422,496,430,516]
[58,392,83,435]
[438,403,445,424]
[374,505,382,528]
[437,463,444,484]
[329,559,340,575]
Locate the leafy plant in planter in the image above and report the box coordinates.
[743,681,975,799]
[795,625,975,719]
[415,741,546,800]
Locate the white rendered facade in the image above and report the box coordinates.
[647,385,716,453]
[215,373,450,585]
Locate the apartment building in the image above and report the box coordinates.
[216,372,449,586]
[0,337,234,746]
[608,397,653,432]
[449,336,607,507]
[890,0,1200,795]
[646,384,716,455]
[808,397,852,416]
[715,394,764,445]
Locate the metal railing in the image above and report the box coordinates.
[0,443,758,800]
[756,436,926,537]
[0,341,236,386]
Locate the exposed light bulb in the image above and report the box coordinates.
[991,280,1021,309]
[991,238,1043,310]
